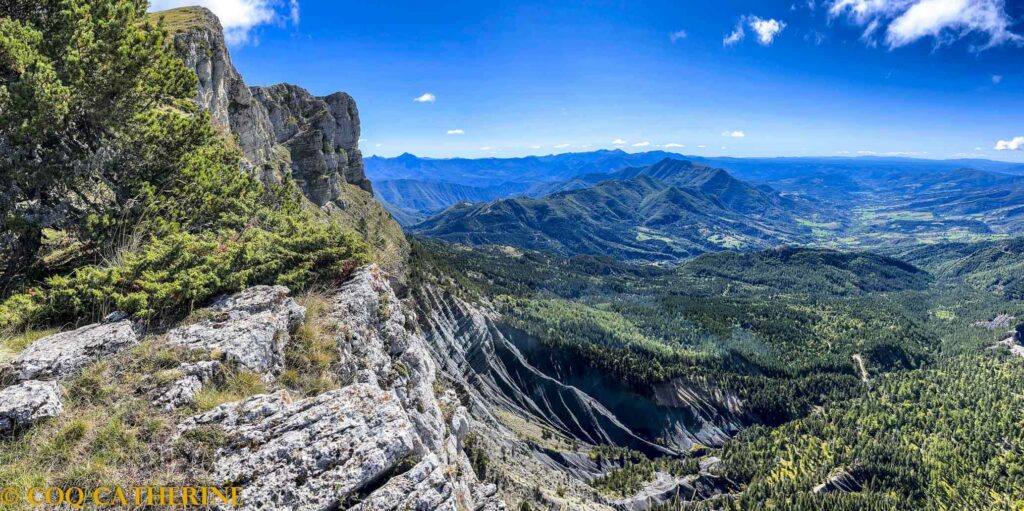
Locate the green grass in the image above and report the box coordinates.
[278,293,343,397]
[146,6,214,34]
[0,328,56,365]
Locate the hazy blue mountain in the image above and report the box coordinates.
[364,149,680,187]
[413,162,816,262]
[374,179,531,226]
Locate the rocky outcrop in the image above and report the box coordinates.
[180,385,421,511]
[151,361,225,411]
[176,267,502,510]
[0,380,63,435]
[812,468,862,494]
[167,285,304,374]
[253,84,373,201]
[167,7,279,177]
[3,318,140,382]
[163,7,371,200]
[612,458,733,511]
[973,314,1016,330]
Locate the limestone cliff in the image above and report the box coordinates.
[253,84,373,201]
[163,7,280,179]
[154,6,407,276]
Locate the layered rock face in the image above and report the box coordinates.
[165,7,372,200]
[254,84,373,202]
[169,8,278,176]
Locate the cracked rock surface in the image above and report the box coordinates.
[0,380,63,435]
[4,320,140,382]
[167,285,304,374]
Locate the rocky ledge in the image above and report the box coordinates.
[173,266,502,510]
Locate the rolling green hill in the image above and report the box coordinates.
[678,246,931,296]
[413,160,817,262]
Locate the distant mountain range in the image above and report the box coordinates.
[412,159,819,261]
[373,150,1024,253]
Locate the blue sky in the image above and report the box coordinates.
[149,0,1024,161]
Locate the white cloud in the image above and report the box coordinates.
[697,144,707,148]
[479,146,492,151]
[670,30,688,42]
[992,74,1003,84]
[375,143,383,148]
[724,24,746,46]
[530,145,542,149]
[148,0,297,46]
[446,129,465,135]
[725,16,787,46]
[664,143,685,148]
[632,141,651,147]
[612,138,628,145]
[413,93,436,103]
[829,0,1022,50]
[722,130,746,138]
[995,136,1024,150]
[974,146,984,150]
[750,17,787,44]
[554,143,571,148]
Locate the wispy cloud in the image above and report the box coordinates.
[530,145,542,149]
[554,143,571,148]
[664,143,685,148]
[632,141,651,147]
[725,15,787,46]
[479,146,492,151]
[829,0,1022,51]
[446,129,465,135]
[148,0,300,45]
[697,144,707,148]
[612,138,628,145]
[992,74,1003,84]
[724,23,746,46]
[995,136,1024,150]
[722,130,746,138]
[670,29,688,42]
[413,93,436,103]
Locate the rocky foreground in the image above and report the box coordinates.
[0,266,502,510]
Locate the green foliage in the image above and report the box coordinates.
[679,246,931,296]
[590,448,700,499]
[705,354,1024,510]
[1,0,198,283]
[0,0,369,328]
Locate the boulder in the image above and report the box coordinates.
[167,286,304,374]
[4,319,140,382]
[0,380,63,435]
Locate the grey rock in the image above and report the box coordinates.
[252,83,373,202]
[0,380,63,435]
[973,314,1016,330]
[180,385,421,511]
[169,8,279,177]
[167,285,304,374]
[151,361,225,411]
[5,320,140,382]
[812,468,862,494]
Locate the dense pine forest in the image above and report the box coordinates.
[411,238,1024,509]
